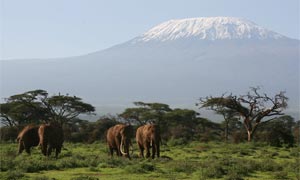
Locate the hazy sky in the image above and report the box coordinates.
[1,0,299,59]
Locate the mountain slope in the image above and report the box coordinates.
[1,17,299,118]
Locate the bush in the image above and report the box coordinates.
[225,170,244,180]
[125,162,156,173]
[0,157,15,171]
[168,160,197,174]
[290,147,300,157]
[106,158,126,168]
[167,138,188,146]
[3,170,25,180]
[33,176,57,180]
[200,161,225,178]
[70,175,99,180]
[258,159,282,171]
[272,171,289,179]
[15,157,57,173]
[0,126,19,142]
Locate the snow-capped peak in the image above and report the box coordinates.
[133,17,285,42]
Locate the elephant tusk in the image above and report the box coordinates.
[120,140,127,156]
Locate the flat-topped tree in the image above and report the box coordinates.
[0,90,50,126]
[198,87,288,142]
[120,102,172,125]
[0,90,95,126]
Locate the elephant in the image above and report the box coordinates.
[136,124,161,159]
[17,125,39,154]
[38,122,64,158]
[106,124,133,159]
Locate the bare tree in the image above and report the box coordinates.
[199,87,288,142]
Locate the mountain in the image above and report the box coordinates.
[133,17,285,42]
[1,17,299,119]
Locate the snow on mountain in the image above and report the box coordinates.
[133,17,286,42]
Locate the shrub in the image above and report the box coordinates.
[290,147,300,157]
[70,175,99,180]
[102,158,126,168]
[258,159,282,171]
[288,158,300,180]
[125,162,156,173]
[272,171,289,179]
[33,176,57,180]
[225,170,244,180]
[200,161,225,178]
[167,138,189,146]
[230,158,258,175]
[15,156,59,173]
[168,160,197,174]
[4,170,25,180]
[0,157,15,171]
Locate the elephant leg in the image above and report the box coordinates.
[47,145,53,157]
[25,146,31,155]
[55,147,61,159]
[139,146,145,158]
[109,147,114,157]
[125,146,131,160]
[140,148,145,158]
[152,144,156,159]
[116,147,121,156]
[41,142,47,156]
[146,143,150,158]
[157,143,160,158]
[18,142,24,154]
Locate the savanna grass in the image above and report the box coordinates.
[0,141,298,180]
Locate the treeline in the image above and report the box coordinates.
[0,89,299,147]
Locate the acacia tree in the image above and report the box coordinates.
[162,108,200,140]
[0,89,95,126]
[119,102,171,125]
[199,87,288,142]
[196,96,239,142]
[45,94,95,125]
[0,90,50,126]
[218,109,239,142]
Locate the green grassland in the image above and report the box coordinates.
[1,141,299,180]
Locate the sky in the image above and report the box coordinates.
[1,0,299,60]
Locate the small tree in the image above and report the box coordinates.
[198,87,288,142]
[196,96,239,142]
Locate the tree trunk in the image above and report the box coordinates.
[225,121,229,142]
[247,130,252,142]
[244,117,253,142]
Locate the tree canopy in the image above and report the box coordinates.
[198,87,288,141]
[119,102,172,125]
[0,90,95,126]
